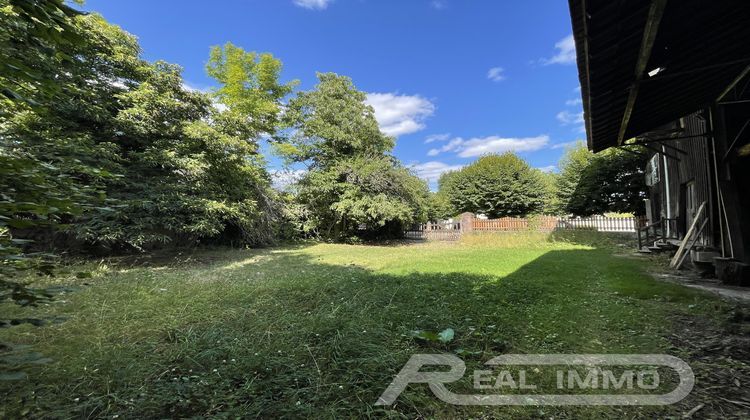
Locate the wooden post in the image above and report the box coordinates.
[660,218,666,242]
[637,226,642,249]
[459,212,474,234]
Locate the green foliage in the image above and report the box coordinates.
[0,0,100,309]
[295,157,429,239]
[206,42,296,139]
[2,16,293,251]
[0,0,84,108]
[438,153,547,218]
[426,191,455,221]
[277,73,394,168]
[277,74,427,239]
[555,141,594,214]
[556,142,648,216]
[537,170,560,215]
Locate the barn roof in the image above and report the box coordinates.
[568,0,750,152]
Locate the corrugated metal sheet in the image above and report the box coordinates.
[650,111,715,246]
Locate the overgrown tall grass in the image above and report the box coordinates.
[0,234,725,418]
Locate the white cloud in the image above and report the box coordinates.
[365,92,435,137]
[556,110,586,133]
[293,0,332,10]
[551,140,583,149]
[182,82,203,93]
[556,110,584,125]
[270,169,306,190]
[431,0,448,10]
[487,67,506,82]
[428,135,549,158]
[424,133,451,144]
[542,34,576,65]
[411,161,464,185]
[565,98,582,106]
[537,165,557,173]
[457,136,549,158]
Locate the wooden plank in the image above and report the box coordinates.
[675,218,708,269]
[670,201,706,268]
[717,64,750,102]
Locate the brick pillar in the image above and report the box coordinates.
[460,212,474,233]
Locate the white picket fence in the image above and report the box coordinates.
[555,216,643,232]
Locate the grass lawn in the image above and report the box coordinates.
[1,232,746,418]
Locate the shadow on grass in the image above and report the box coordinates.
[0,241,725,419]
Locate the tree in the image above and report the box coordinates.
[556,141,648,216]
[296,157,428,238]
[206,42,296,140]
[537,169,560,215]
[277,73,427,239]
[567,147,648,216]
[426,191,456,221]
[276,73,393,168]
[555,141,593,214]
[438,153,547,218]
[3,14,295,251]
[75,42,295,249]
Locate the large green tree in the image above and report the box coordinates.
[277,73,394,168]
[277,73,428,239]
[438,153,547,218]
[554,141,593,214]
[556,141,648,216]
[2,13,294,252]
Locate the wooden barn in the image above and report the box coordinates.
[568,0,750,283]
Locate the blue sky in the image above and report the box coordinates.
[81,0,584,189]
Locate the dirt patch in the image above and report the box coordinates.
[669,309,750,418]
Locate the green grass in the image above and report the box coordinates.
[0,232,732,418]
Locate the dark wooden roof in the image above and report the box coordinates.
[569,0,750,152]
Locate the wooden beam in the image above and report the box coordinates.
[635,133,711,144]
[639,143,682,161]
[616,146,648,157]
[616,0,669,146]
[576,0,595,150]
[649,141,687,155]
[717,64,750,102]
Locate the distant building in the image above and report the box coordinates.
[568,0,750,283]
